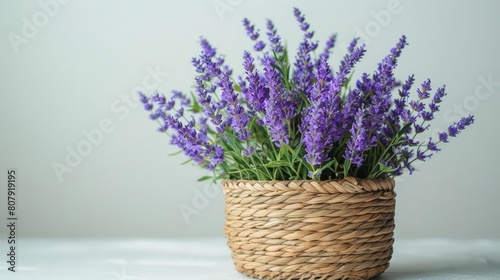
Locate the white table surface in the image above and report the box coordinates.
[0,238,499,280]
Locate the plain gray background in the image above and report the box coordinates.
[1,0,499,239]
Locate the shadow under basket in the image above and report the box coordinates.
[222,177,396,280]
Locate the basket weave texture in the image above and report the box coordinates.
[222,177,396,280]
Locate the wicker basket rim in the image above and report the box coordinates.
[222,176,393,184]
[222,176,395,194]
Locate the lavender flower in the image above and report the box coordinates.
[388,75,415,131]
[242,51,268,113]
[194,78,224,131]
[414,124,426,134]
[416,148,430,161]
[242,146,255,157]
[292,8,319,99]
[301,57,343,168]
[427,138,440,152]
[293,8,307,30]
[139,8,474,181]
[414,137,440,162]
[139,92,153,111]
[144,95,220,171]
[433,86,446,103]
[362,36,407,135]
[341,88,363,133]
[292,41,315,98]
[319,34,337,61]
[421,111,434,121]
[218,70,251,141]
[243,18,260,40]
[417,79,432,100]
[409,100,425,112]
[390,36,407,57]
[438,132,448,143]
[211,145,225,168]
[266,19,284,53]
[262,56,296,145]
[334,42,366,136]
[400,109,417,124]
[253,41,266,52]
[200,37,216,58]
[243,18,265,52]
[345,108,370,167]
[448,115,474,137]
[347,38,359,53]
[337,39,366,86]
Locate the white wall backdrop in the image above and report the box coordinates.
[1,0,499,238]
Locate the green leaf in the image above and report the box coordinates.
[234,83,242,93]
[190,92,202,113]
[224,132,244,152]
[263,160,289,168]
[278,145,288,160]
[168,150,183,156]
[197,175,213,182]
[397,123,413,138]
[317,160,335,174]
[291,142,303,164]
[181,158,193,165]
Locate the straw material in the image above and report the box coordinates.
[222,177,396,280]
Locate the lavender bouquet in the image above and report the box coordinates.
[140,8,473,182]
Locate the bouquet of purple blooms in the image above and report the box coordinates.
[140,8,473,181]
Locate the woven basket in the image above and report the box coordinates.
[222,177,396,280]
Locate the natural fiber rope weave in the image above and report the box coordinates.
[222,177,396,280]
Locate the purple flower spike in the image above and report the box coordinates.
[320,34,337,60]
[399,75,415,98]
[199,37,216,58]
[438,132,449,143]
[421,111,434,121]
[389,75,415,128]
[293,41,315,98]
[417,79,432,100]
[427,138,440,152]
[262,57,296,145]
[139,92,152,111]
[416,149,430,161]
[448,125,459,137]
[293,7,317,45]
[218,71,251,141]
[211,145,225,166]
[253,41,266,52]
[242,18,260,41]
[400,109,417,124]
[336,41,366,91]
[409,100,425,112]
[414,124,426,134]
[348,38,359,53]
[458,115,474,129]
[293,7,306,25]
[345,107,369,167]
[391,35,407,57]
[242,51,268,113]
[301,57,343,167]
[242,146,255,157]
[429,103,439,112]
[448,115,474,137]
[433,86,447,103]
[138,91,148,103]
[266,19,284,52]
